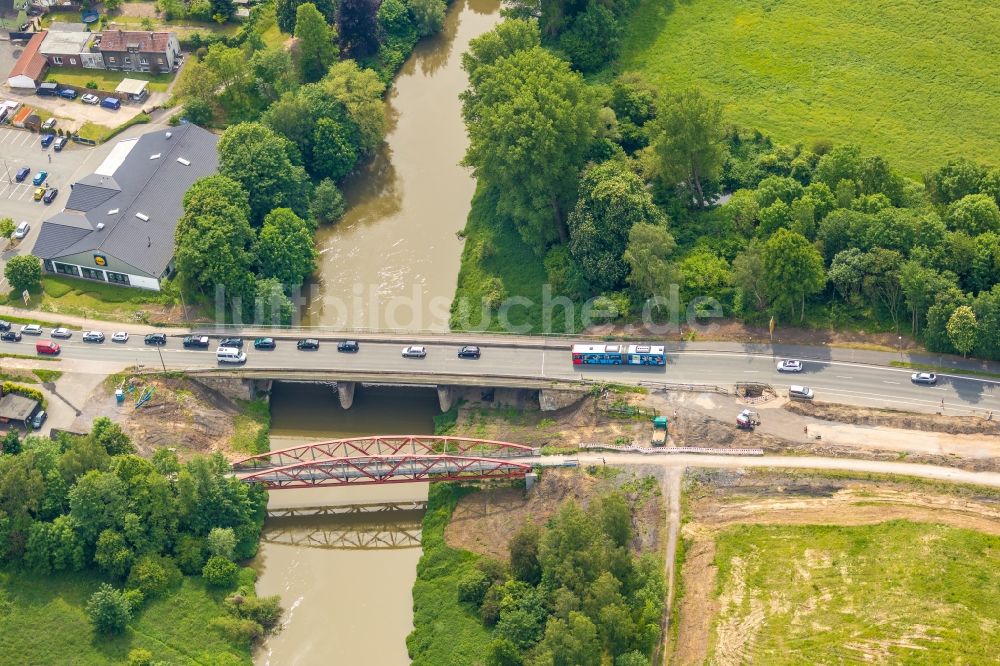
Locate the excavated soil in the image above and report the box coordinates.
[785,400,1000,435]
[669,470,1000,666]
[443,468,663,560]
[72,375,240,457]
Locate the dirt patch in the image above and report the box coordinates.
[443,468,663,560]
[71,374,243,458]
[786,400,1000,435]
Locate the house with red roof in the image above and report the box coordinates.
[6,31,49,90]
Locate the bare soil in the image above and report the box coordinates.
[443,468,663,560]
[785,400,1000,435]
[72,375,241,457]
[669,470,1000,666]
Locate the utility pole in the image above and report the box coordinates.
[1,160,12,185]
[156,344,166,372]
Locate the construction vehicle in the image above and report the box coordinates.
[651,416,668,446]
[736,409,761,431]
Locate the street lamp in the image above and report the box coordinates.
[898,335,903,362]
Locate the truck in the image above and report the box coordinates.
[736,409,760,430]
[651,416,667,446]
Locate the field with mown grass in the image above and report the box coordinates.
[709,520,1000,663]
[618,0,1000,176]
[0,276,177,323]
[46,67,174,94]
[0,570,250,665]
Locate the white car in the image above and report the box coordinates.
[111,331,129,342]
[13,221,30,239]
[402,345,427,358]
[911,372,938,385]
[777,359,803,373]
[51,327,72,339]
[20,324,42,335]
[81,93,100,105]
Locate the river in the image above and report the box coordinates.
[303,0,503,330]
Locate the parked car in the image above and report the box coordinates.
[53,136,68,152]
[41,117,56,130]
[15,167,30,182]
[337,340,359,353]
[13,221,30,239]
[32,170,47,186]
[144,333,167,345]
[40,134,54,148]
[33,186,46,201]
[219,337,243,348]
[776,359,803,373]
[1,331,22,342]
[0,320,9,331]
[31,410,47,430]
[58,88,78,100]
[81,93,100,105]
[43,188,58,204]
[789,385,815,400]
[253,337,276,350]
[20,324,42,335]
[296,338,319,350]
[911,372,938,385]
[111,331,129,343]
[50,327,72,339]
[457,345,481,359]
[36,82,59,97]
[100,97,121,110]
[82,331,105,343]
[402,345,427,358]
[182,335,210,348]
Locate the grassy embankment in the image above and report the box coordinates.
[617,0,1000,177]
[0,276,178,324]
[708,520,1000,662]
[230,398,271,455]
[0,570,251,665]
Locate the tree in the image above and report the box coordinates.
[69,471,126,546]
[184,98,213,126]
[947,305,978,357]
[203,555,240,588]
[295,3,337,83]
[249,47,299,105]
[828,248,865,303]
[462,46,598,249]
[485,637,523,666]
[337,0,382,58]
[861,248,904,330]
[568,161,666,291]
[217,122,311,224]
[533,611,601,666]
[462,19,540,80]
[947,193,1000,236]
[312,116,358,181]
[981,167,1000,207]
[509,522,542,585]
[653,89,725,207]
[254,277,295,326]
[762,228,826,321]
[858,155,904,205]
[310,179,346,223]
[409,0,446,37]
[254,208,317,287]
[86,583,133,635]
[899,260,954,335]
[89,417,134,456]
[557,1,621,73]
[0,217,15,239]
[277,0,336,32]
[814,143,862,190]
[210,0,236,22]
[321,61,387,156]
[623,221,678,304]
[755,175,803,208]
[732,240,768,316]
[615,651,649,666]
[1,430,20,455]
[207,527,237,560]
[127,649,154,666]
[925,158,986,205]
[5,255,42,293]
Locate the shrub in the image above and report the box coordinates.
[0,217,14,239]
[127,648,154,666]
[226,592,282,629]
[175,534,206,574]
[85,583,133,635]
[127,554,181,598]
[210,615,263,645]
[5,255,42,292]
[207,527,237,560]
[86,81,97,89]
[203,555,240,588]
[3,382,45,407]
[185,98,214,126]
[480,582,504,626]
[457,569,491,606]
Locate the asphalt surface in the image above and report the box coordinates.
[6,330,1000,415]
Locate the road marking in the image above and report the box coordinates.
[837,375,853,379]
[743,370,758,373]
[883,381,900,385]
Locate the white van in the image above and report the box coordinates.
[216,346,246,364]
[789,385,814,400]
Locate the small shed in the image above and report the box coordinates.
[0,394,40,428]
[115,77,149,102]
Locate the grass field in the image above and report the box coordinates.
[709,520,1000,663]
[0,570,250,665]
[0,276,176,323]
[618,0,1000,176]
[45,67,174,94]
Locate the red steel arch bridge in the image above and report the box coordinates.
[233,436,537,489]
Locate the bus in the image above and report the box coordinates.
[571,343,666,366]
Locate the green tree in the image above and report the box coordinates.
[568,160,666,291]
[509,522,542,585]
[462,19,540,79]
[184,98,214,126]
[981,167,1000,206]
[762,228,826,321]
[203,555,240,588]
[615,651,649,666]
[94,528,133,578]
[814,144,862,190]
[924,286,971,353]
[485,637,522,666]
[378,0,413,38]
[925,158,986,205]
[861,248,904,330]
[946,305,978,357]
[312,116,358,181]
[126,554,175,598]
[409,0,446,36]
[211,0,236,22]
[533,611,601,666]
[295,3,337,83]
[462,46,598,248]
[337,0,382,58]
[828,248,865,303]
[89,417,134,456]
[254,277,295,326]
[1,430,20,455]
[249,47,299,105]
[899,260,954,336]
[69,471,126,546]
[127,648,154,666]
[623,221,678,304]
[276,0,336,32]
[86,583,133,635]
[207,527,237,560]
[731,240,768,316]
[858,155,904,205]
[4,255,42,293]
[0,217,15,239]
[557,1,621,73]
[755,175,803,207]
[254,208,317,287]
[756,200,793,238]
[310,179,346,223]
[947,193,1000,236]
[653,88,725,207]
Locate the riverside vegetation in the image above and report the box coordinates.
[0,420,274,664]
[453,4,1000,363]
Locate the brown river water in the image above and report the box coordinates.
[302,0,503,331]
[253,1,502,656]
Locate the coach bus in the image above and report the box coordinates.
[571,343,666,366]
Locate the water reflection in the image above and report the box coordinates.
[262,503,425,550]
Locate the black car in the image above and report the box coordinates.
[296,338,319,350]
[0,320,9,331]
[183,335,210,348]
[337,340,359,352]
[254,337,276,350]
[144,333,167,345]
[1,331,22,342]
[43,188,58,204]
[15,167,30,183]
[220,337,243,348]
[458,345,481,359]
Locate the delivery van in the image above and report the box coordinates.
[216,346,246,364]
[36,340,61,355]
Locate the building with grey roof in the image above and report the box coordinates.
[33,124,218,291]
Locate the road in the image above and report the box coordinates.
[6,331,999,415]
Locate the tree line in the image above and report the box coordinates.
[461,17,1000,359]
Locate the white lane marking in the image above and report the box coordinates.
[883,381,900,385]
[837,375,853,379]
[743,370,758,373]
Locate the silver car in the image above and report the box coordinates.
[51,327,72,339]
[777,359,803,372]
[402,345,427,358]
[20,324,42,335]
[13,221,29,239]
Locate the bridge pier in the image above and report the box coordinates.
[337,381,357,409]
[539,388,586,411]
[437,385,457,412]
